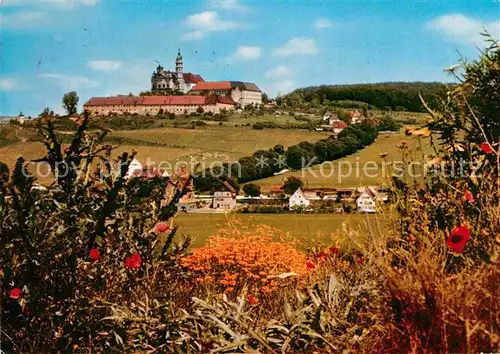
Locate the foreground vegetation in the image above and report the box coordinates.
[1,40,499,353]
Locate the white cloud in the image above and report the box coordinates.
[181,30,206,41]
[0,78,20,91]
[232,46,261,60]
[209,0,248,12]
[314,18,333,29]
[181,11,244,40]
[186,11,240,31]
[266,65,290,79]
[39,73,99,90]
[272,80,294,95]
[87,60,122,71]
[274,37,318,57]
[0,11,45,29]
[426,13,500,45]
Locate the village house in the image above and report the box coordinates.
[190,81,262,107]
[177,191,197,212]
[356,187,377,213]
[347,110,364,124]
[289,188,310,209]
[83,94,235,117]
[213,181,237,210]
[123,158,169,179]
[321,111,348,133]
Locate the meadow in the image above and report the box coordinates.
[174,212,388,249]
[252,130,435,190]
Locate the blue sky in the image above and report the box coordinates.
[1,0,499,116]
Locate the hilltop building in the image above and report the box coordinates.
[190,81,262,107]
[151,50,204,94]
[83,95,234,116]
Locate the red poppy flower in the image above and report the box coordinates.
[306,260,316,270]
[9,288,21,300]
[125,252,142,269]
[247,295,258,305]
[464,189,475,204]
[318,251,328,263]
[329,246,340,255]
[447,226,471,253]
[89,249,100,261]
[479,142,495,154]
[155,222,170,233]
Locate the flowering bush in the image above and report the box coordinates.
[181,223,308,296]
[0,115,193,352]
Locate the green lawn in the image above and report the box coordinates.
[174,212,390,249]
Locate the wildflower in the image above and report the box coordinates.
[125,252,142,269]
[306,260,316,270]
[329,246,340,255]
[89,249,100,261]
[155,222,170,233]
[447,226,471,253]
[464,189,475,204]
[479,142,495,154]
[247,295,258,305]
[10,288,21,300]
[318,251,328,263]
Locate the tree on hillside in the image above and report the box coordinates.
[283,176,304,195]
[286,145,314,170]
[378,115,400,131]
[243,183,261,197]
[262,92,269,104]
[62,91,79,115]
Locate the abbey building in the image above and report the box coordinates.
[151,50,204,94]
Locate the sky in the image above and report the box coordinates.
[1,0,499,116]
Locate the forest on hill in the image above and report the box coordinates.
[280,82,451,112]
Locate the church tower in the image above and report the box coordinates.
[176,48,185,92]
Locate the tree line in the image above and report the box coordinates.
[279,82,450,112]
[193,120,379,192]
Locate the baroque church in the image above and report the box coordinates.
[151,50,204,94]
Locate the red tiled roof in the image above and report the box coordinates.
[191,81,232,91]
[141,95,206,105]
[268,185,283,193]
[217,95,235,105]
[222,181,236,194]
[332,120,348,129]
[347,110,362,118]
[84,94,235,107]
[85,95,205,107]
[183,73,204,84]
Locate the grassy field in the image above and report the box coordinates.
[110,126,328,165]
[174,212,390,249]
[253,130,435,190]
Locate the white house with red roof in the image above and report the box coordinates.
[213,181,237,210]
[322,111,348,133]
